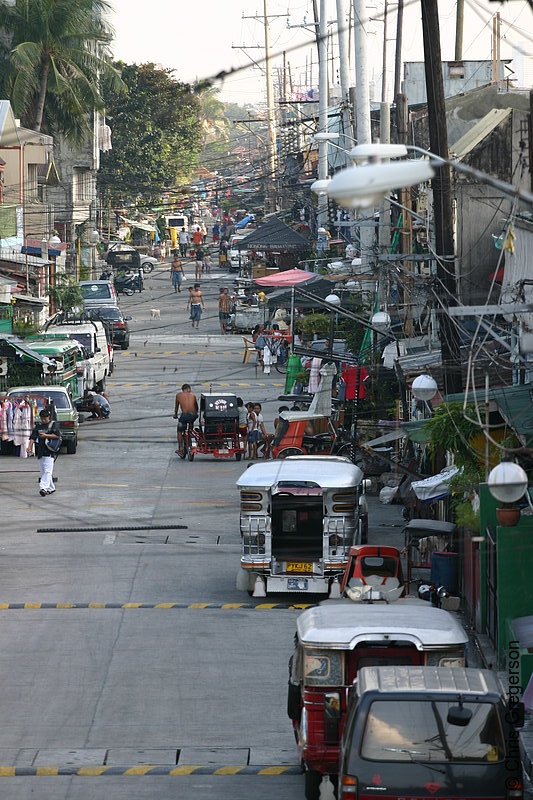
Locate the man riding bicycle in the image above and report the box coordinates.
[173,383,198,454]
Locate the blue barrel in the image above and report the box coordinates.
[430,552,459,594]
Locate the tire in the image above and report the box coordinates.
[121,341,129,350]
[66,438,77,455]
[235,452,242,461]
[304,769,322,800]
[275,347,288,373]
[123,287,134,296]
[277,447,304,459]
[142,262,153,274]
[187,440,195,461]
[336,443,351,458]
[96,378,106,393]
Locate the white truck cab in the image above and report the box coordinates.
[44,319,110,392]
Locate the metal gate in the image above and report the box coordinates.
[485,523,498,650]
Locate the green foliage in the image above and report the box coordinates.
[12,319,40,338]
[338,295,371,357]
[299,313,330,335]
[425,402,482,470]
[448,464,482,531]
[98,62,202,205]
[455,501,480,531]
[48,279,84,313]
[0,0,123,139]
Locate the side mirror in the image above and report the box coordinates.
[447,706,472,726]
[508,702,525,729]
[362,479,372,493]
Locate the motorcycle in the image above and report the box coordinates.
[114,269,144,296]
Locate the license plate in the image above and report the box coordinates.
[218,448,228,454]
[287,562,313,573]
[287,578,308,591]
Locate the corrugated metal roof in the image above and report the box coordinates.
[450,107,512,161]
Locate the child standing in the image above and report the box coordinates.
[246,402,258,459]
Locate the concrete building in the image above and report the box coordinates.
[403,60,510,106]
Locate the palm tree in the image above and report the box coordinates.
[0,0,123,138]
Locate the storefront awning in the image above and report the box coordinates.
[120,217,157,233]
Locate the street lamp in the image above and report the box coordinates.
[311,179,331,196]
[412,374,438,402]
[488,461,528,527]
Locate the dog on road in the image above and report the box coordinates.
[150,308,161,320]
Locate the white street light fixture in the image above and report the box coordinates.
[325,292,341,307]
[89,230,100,245]
[371,311,391,330]
[328,160,434,209]
[313,132,340,142]
[311,178,331,196]
[411,374,438,401]
[48,234,61,247]
[488,462,528,505]
[349,143,409,162]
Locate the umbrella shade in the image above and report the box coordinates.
[255,268,314,287]
[266,277,335,308]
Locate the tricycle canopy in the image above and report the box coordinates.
[200,393,239,420]
[296,601,468,651]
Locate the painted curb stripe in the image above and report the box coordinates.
[0,764,302,777]
[0,602,315,611]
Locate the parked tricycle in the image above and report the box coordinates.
[271,411,351,459]
[287,601,468,800]
[339,544,405,598]
[236,455,366,596]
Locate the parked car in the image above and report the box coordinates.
[7,385,79,454]
[340,665,524,800]
[79,280,118,308]
[106,242,157,273]
[87,306,131,349]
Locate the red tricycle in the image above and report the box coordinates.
[178,393,245,461]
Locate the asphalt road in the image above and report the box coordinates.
[0,259,406,799]
[0,260,305,799]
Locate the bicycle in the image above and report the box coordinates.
[273,338,288,374]
[177,420,196,461]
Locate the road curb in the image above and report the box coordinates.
[0,764,302,777]
[0,601,315,610]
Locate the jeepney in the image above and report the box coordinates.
[23,337,81,398]
[236,456,365,597]
[0,336,79,398]
[288,601,468,800]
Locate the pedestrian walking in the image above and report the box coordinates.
[195,248,203,281]
[212,222,220,243]
[202,251,211,274]
[27,408,61,496]
[218,287,231,334]
[160,240,167,263]
[201,221,207,244]
[178,227,189,258]
[170,253,184,293]
[187,283,205,329]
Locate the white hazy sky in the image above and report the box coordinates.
[109,0,533,105]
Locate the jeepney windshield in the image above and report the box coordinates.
[360,700,504,763]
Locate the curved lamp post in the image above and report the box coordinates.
[412,373,438,417]
[325,292,341,360]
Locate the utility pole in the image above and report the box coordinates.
[393,0,404,100]
[336,0,352,166]
[382,0,388,103]
[421,0,462,394]
[317,0,329,228]
[353,0,374,270]
[455,0,464,61]
[263,0,277,214]
[396,93,413,336]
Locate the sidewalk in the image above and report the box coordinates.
[475,631,533,793]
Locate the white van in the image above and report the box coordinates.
[44,320,110,392]
[165,214,188,232]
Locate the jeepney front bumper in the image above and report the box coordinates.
[266,574,330,593]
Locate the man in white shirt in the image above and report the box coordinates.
[178,228,189,257]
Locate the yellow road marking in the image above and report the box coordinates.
[56,602,73,609]
[188,602,210,609]
[179,351,189,355]
[163,351,173,356]
[154,603,176,609]
[77,766,108,776]
[122,602,142,608]
[221,603,246,609]
[24,603,41,609]
[214,766,243,775]
[0,604,9,610]
[0,767,15,777]
[124,765,157,775]
[259,766,290,775]
[88,602,106,608]
[236,383,250,387]
[169,765,202,775]
[254,603,278,610]
[37,766,58,775]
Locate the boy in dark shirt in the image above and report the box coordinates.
[27,409,61,496]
